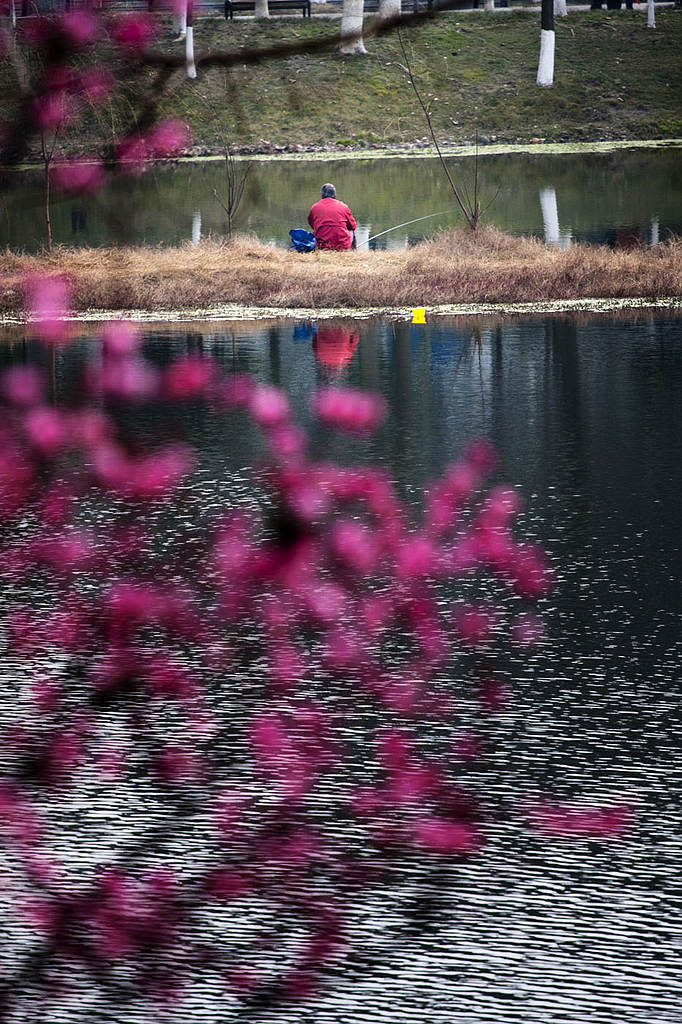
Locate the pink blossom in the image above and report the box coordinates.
[79,67,114,103]
[453,604,494,645]
[395,534,434,579]
[1,366,44,406]
[205,870,251,901]
[52,159,105,196]
[30,678,62,712]
[163,356,215,399]
[313,388,386,434]
[89,357,158,401]
[23,407,68,455]
[220,374,254,408]
[115,133,149,176]
[57,10,99,48]
[148,119,191,158]
[32,92,71,130]
[101,320,140,357]
[464,438,497,473]
[330,519,379,574]
[110,12,157,55]
[156,745,202,784]
[530,802,632,837]
[413,816,480,855]
[249,385,291,428]
[25,275,70,344]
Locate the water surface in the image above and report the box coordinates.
[1,311,681,1023]
[2,146,680,251]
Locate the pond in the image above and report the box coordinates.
[1,309,681,1022]
[1,145,681,252]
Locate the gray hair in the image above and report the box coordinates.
[321,183,336,198]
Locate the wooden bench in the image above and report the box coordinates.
[224,0,311,17]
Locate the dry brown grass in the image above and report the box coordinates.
[1,228,681,314]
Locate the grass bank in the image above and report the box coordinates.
[3,10,682,159]
[2,229,680,313]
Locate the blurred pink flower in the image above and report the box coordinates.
[110,12,157,55]
[57,10,99,48]
[115,133,149,176]
[101,320,140,357]
[413,816,480,855]
[23,407,68,455]
[79,67,114,103]
[1,366,44,406]
[25,275,70,344]
[313,388,386,434]
[531,802,632,837]
[32,92,71,130]
[52,159,105,196]
[148,119,191,158]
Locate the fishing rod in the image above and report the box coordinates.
[361,209,451,247]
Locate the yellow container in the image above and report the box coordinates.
[412,307,426,324]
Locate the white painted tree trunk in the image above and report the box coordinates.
[647,0,655,27]
[173,0,187,37]
[355,224,371,249]
[379,0,402,19]
[554,0,567,17]
[185,5,196,80]
[537,30,555,86]
[9,0,16,30]
[339,0,367,55]
[540,187,560,245]
[539,187,571,247]
[255,0,271,17]
[484,0,494,10]
[650,217,659,245]
[191,210,202,246]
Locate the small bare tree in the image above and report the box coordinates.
[40,124,61,251]
[397,29,481,230]
[213,145,251,240]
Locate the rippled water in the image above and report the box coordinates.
[1,312,681,1023]
[2,146,681,251]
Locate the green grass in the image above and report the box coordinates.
[3,9,681,156]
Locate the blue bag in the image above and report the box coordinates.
[289,228,316,253]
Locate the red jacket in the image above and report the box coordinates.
[308,197,357,251]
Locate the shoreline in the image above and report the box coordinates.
[3,230,680,320]
[4,138,682,173]
[1,294,681,328]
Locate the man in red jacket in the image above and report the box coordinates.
[308,183,357,251]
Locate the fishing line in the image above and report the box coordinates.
[362,210,451,246]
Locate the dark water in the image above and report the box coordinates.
[1,146,680,251]
[1,312,681,1023]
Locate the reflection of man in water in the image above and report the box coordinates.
[308,184,357,251]
[313,325,359,371]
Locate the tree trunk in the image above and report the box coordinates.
[44,159,52,252]
[191,210,202,245]
[554,0,567,17]
[173,0,187,39]
[379,0,401,18]
[186,2,197,79]
[255,0,270,16]
[536,0,555,87]
[484,0,494,10]
[647,0,655,27]
[339,0,367,55]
